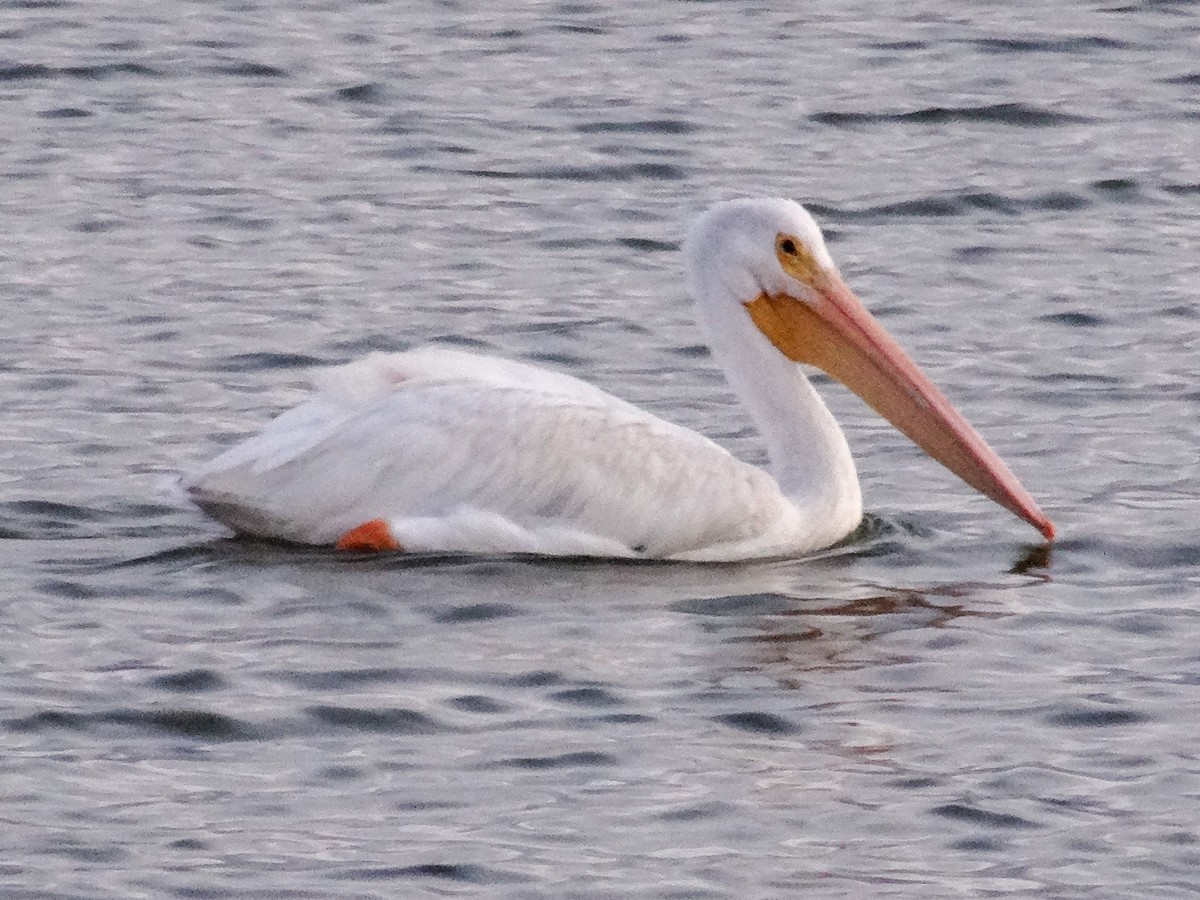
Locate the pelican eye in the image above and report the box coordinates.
[775,231,821,284]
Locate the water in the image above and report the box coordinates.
[2,1,1199,897]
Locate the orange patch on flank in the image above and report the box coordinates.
[335,518,403,552]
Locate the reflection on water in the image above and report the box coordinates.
[1009,542,1054,576]
[683,553,1044,684]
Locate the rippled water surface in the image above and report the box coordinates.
[3,2,1199,897]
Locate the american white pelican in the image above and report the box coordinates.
[183,198,1054,560]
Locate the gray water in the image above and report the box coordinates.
[3,2,1200,897]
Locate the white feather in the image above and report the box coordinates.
[182,347,815,559]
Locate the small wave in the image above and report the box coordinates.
[1040,534,1200,573]
[575,118,698,135]
[866,40,927,51]
[829,189,1093,221]
[205,61,288,78]
[1,500,108,540]
[670,593,794,617]
[524,349,587,368]
[306,705,446,734]
[655,800,736,822]
[331,863,522,884]
[334,82,386,103]
[616,237,677,252]
[490,750,617,769]
[433,602,521,624]
[968,36,1130,54]
[432,162,686,182]
[553,23,604,36]
[1039,311,1108,327]
[811,102,1091,128]
[931,802,1039,830]
[4,499,105,523]
[0,61,159,81]
[536,236,604,250]
[151,669,225,693]
[212,351,323,372]
[38,106,92,119]
[548,686,624,708]
[712,711,799,735]
[1042,372,1123,385]
[280,667,426,690]
[1029,190,1090,211]
[448,694,509,714]
[83,543,231,573]
[2,496,199,545]
[8,707,257,741]
[1091,177,1141,196]
[1046,705,1148,727]
[496,669,566,688]
[196,212,274,231]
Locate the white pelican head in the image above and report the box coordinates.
[685,198,1055,540]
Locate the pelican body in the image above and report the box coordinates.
[183,198,1054,560]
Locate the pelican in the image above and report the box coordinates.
[183,198,1054,560]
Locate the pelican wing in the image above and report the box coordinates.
[184,349,788,557]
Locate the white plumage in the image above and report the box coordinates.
[185,348,818,559]
[183,198,1053,559]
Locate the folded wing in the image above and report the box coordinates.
[183,349,788,557]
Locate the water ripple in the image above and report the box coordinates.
[448,695,510,714]
[1045,706,1149,727]
[967,35,1131,54]
[1039,311,1109,327]
[549,686,624,707]
[150,669,225,693]
[334,82,387,103]
[575,118,699,135]
[712,711,799,735]
[306,705,446,734]
[0,61,159,81]
[8,708,257,741]
[811,102,1092,128]
[432,162,687,182]
[931,803,1040,830]
[331,863,523,885]
[492,750,617,770]
[205,61,289,78]
[826,189,1096,221]
[212,351,324,372]
[432,602,521,624]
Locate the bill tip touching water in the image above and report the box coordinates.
[182,197,1055,558]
